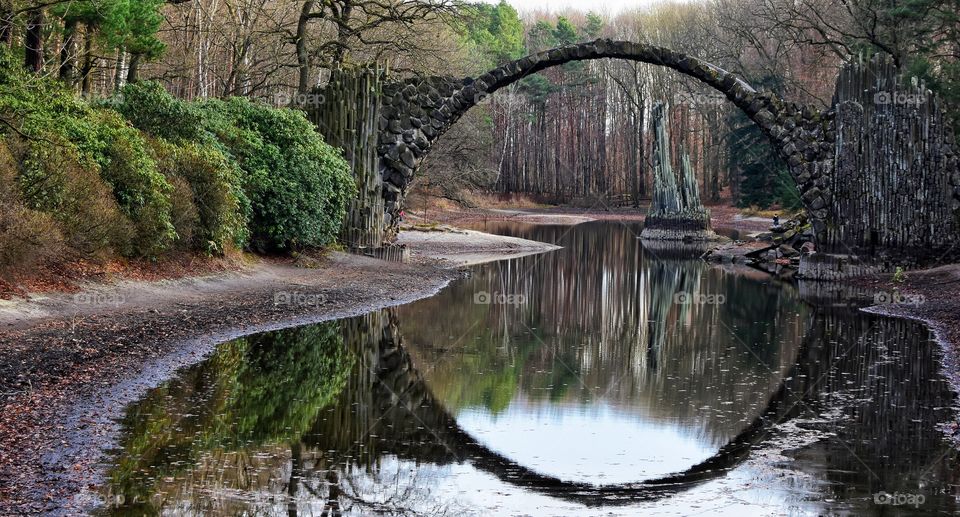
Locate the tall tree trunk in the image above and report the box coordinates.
[60,18,78,85]
[24,8,44,73]
[126,53,141,84]
[225,38,251,96]
[113,47,126,92]
[296,1,317,95]
[0,0,14,45]
[331,2,354,68]
[194,0,211,98]
[636,86,646,200]
[80,26,96,95]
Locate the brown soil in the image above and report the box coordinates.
[0,252,250,301]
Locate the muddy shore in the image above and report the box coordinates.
[0,228,557,515]
[851,265,960,392]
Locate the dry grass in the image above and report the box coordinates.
[463,191,551,209]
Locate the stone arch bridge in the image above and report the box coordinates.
[315,39,960,278]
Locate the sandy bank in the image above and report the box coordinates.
[398,226,562,266]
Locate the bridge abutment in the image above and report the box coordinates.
[797,56,960,279]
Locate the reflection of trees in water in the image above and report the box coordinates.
[102,323,353,515]
[773,310,960,514]
[283,444,461,517]
[101,294,960,514]
[322,461,464,517]
[103,312,464,516]
[399,222,809,445]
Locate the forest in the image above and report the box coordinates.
[0,0,957,271]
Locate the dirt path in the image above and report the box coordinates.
[0,229,557,515]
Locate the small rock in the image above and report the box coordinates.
[778,244,800,258]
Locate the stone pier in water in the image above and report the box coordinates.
[640,102,721,242]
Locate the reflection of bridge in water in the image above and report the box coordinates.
[315,311,802,506]
[308,304,955,508]
[398,223,806,437]
[100,299,958,515]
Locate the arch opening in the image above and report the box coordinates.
[376,39,833,244]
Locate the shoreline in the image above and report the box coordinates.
[849,264,960,440]
[408,204,773,234]
[0,228,558,515]
[861,304,960,443]
[1,207,958,514]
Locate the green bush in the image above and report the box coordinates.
[0,56,175,258]
[198,98,353,251]
[174,143,248,252]
[0,49,354,272]
[149,139,248,254]
[0,141,65,270]
[110,82,353,253]
[11,137,134,256]
[165,174,200,250]
[110,81,204,142]
[86,111,175,256]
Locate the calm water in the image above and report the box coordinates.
[98,222,959,516]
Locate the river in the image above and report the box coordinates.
[97,221,959,516]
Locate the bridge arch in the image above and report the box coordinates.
[316,308,815,507]
[377,39,834,242]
